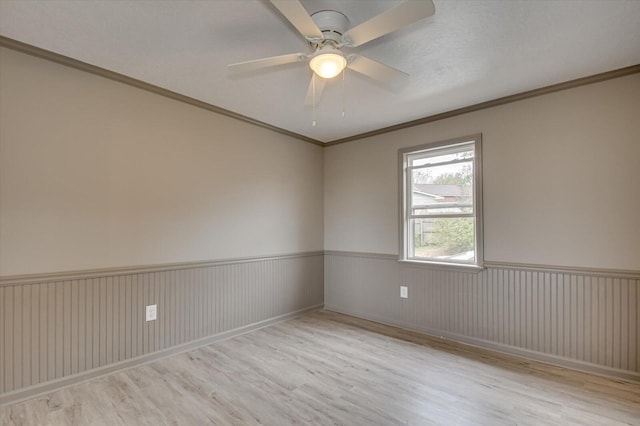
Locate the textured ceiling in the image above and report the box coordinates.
[1,0,639,143]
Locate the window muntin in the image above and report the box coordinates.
[400,135,483,268]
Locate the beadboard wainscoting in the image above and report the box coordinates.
[325,251,639,381]
[0,252,324,405]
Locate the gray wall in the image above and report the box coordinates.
[0,47,324,276]
[1,37,639,406]
[324,74,640,380]
[0,46,325,404]
[324,74,640,270]
[325,252,639,380]
[0,253,324,403]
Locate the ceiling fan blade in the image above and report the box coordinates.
[270,0,323,40]
[347,55,409,86]
[343,0,435,47]
[304,75,327,106]
[227,53,307,73]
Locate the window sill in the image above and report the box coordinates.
[397,259,484,273]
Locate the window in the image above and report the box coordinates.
[399,134,483,269]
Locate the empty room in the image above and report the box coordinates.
[1,0,639,424]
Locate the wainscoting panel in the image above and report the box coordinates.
[0,253,324,399]
[325,252,639,380]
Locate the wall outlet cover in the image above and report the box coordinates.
[146,304,157,321]
[400,286,408,298]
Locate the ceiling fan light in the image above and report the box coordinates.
[309,52,347,79]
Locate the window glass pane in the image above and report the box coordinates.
[410,147,473,167]
[411,217,475,262]
[411,162,473,208]
[402,136,482,267]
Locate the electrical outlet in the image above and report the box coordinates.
[400,286,408,299]
[146,304,157,322]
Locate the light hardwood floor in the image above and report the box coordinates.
[1,310,639,425]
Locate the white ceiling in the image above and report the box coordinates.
[1,0,639,143]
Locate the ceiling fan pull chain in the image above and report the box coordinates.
[342,67,346,118]
[312,74,317,127]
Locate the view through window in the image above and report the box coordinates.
[400,135,483,267]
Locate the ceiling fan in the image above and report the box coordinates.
[228,0,436,106]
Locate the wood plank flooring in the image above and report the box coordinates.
[1,310,639,425]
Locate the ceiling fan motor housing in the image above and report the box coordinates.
[310,10,350,45]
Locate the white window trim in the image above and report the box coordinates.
[398,134,484,271]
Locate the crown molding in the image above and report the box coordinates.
[2,36,638,148]
[0,36,325,147]
[325,64,640,147]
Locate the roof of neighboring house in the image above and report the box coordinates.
[414,184,469,197]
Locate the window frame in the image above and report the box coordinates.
[398,134,484,271]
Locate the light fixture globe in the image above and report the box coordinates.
[309,48,347,79]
